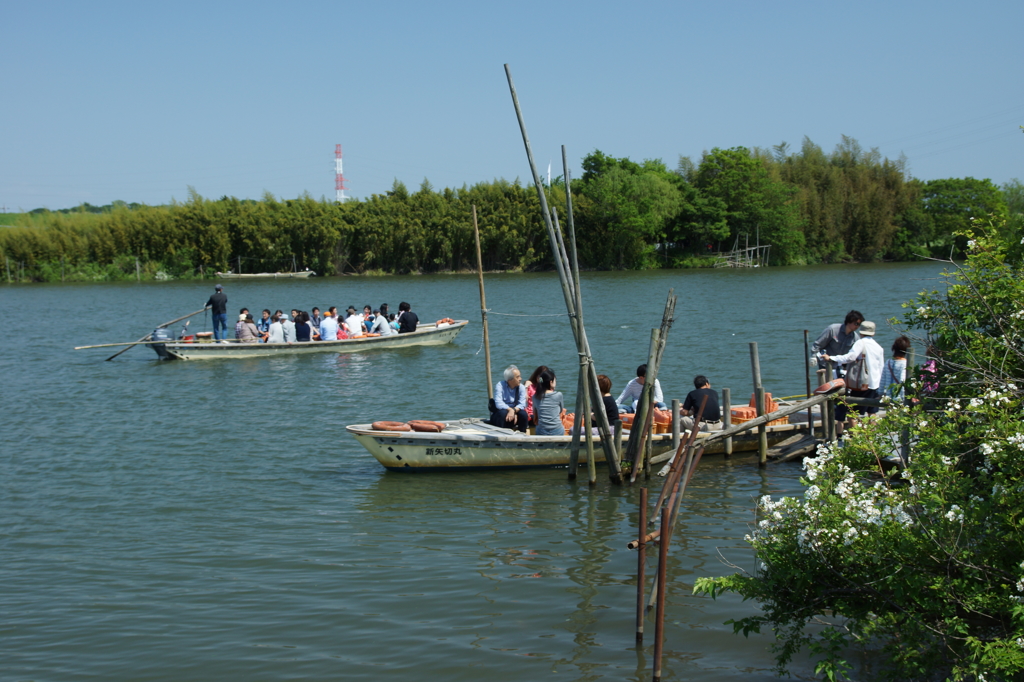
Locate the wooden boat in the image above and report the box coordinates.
[215,271,316,279]
[346,417,805,472]
[152,320,468,360]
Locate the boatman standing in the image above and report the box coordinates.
[205,284,228,341]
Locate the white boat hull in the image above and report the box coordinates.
[347,419,676,471]
[159,321,467,360]
[347,417,808,471]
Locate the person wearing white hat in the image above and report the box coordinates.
[280,312,295,343]
[824,320,885,437]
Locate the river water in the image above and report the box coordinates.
[1,262,945,681]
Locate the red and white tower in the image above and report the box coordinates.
[334,144,348,202]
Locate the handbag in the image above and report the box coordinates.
[845,356,866,392]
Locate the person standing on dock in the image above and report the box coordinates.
[488,365,529,432]
[824,320,884,438]
[204,284,228,341]
[681,375,723,432]
[616,364,666,413]
[811,310,863,379]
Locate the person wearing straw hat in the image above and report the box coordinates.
[824,319,885,437]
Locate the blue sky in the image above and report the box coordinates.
[2,0,1021,211]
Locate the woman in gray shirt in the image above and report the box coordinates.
[532,369,565,436]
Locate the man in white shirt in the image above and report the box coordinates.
[267,315,285,344]
[616,364,666,413]
[824,319,884,436]
[343,306,364,337]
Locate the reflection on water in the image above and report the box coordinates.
[0,263,941,680]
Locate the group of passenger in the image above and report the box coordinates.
[204,284,419,343]
[812,309,911,438]
[485,363,671,436]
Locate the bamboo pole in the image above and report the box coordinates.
[825,360,836,441]
[103,308,209,361]
[816,369,826,440]
[750,343,768,467]
[636,487,648,646]
[504,63,621,483]
[756,386,768,467]
[568,368,585,477]
[5,256,10,283]
[626,329,660,481]
[135,257,140,282]
[670,399,681,454]
[722,388,732,458]
[652,505,670,682]
[804,330,814,434]
[472,206,493,400]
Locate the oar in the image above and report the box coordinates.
[104,308,208,361]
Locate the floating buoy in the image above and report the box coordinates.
[372,421,412,432]
[813,378,846,394]
[407,420,446,432]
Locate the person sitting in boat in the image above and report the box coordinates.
[532,369,565,436]
[362,305,374,334]
[397,302,419,334]
[369,308,394,336]
[488,365,529,432]
[237,314,261,343]
[681,375,723,432]
[343,306,364,337]
[280,313,295,343]
[256,309,272,336]
[294,312,313,342]
[525,365,550,426]
[310,307,322,330]
[616,364,666,414]
[389,313,399,331]
[235,309,249,339]
[593,374,619,430]
[267,314,285,343]
[318,310,339,342]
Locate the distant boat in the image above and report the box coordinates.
[151,320,468,360]
[215,271,316,279]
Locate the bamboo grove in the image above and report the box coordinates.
[2,137,1019,283]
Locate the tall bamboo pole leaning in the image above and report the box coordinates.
[472,206,494,399]
[563,147,589,479]
[504,63,621,483]
[624,329,659,479]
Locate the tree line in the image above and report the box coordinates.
[1,136,1020,282]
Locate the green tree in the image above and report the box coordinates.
[694,147,805,264]
[696,217,1024,681]
[920,177,1007,257]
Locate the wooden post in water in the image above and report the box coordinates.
[722,388,732,458]
[5,257,10,283]
[135,257,141,282]
[472,206,493,400]
[505,64,621,483]
[652,505,670,682]
[825,360,836,441]
[670,399,681,454]
[803,330,813,435]
[237,255,242,275]
[750,343,767,467]
[756,386,768,466]
[569,370,585,477]
[636,487,648,646]
[815,369,826,440]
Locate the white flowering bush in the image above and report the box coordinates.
[696,219,1024,681]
